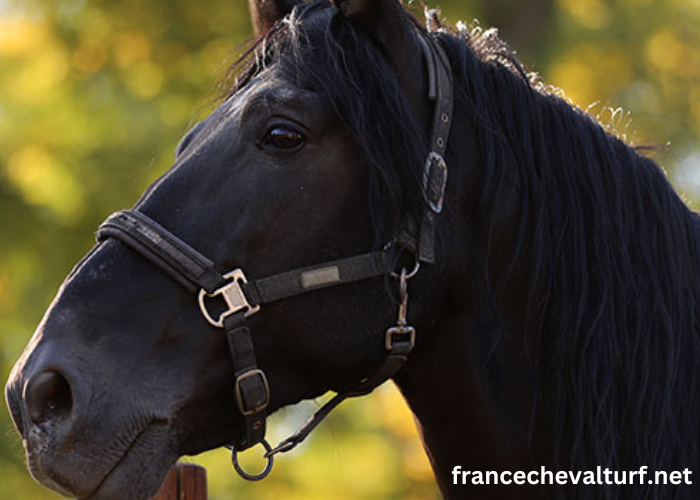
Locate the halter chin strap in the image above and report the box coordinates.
[96,33,453,482]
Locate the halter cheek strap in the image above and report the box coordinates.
[418,34,454,263]
[96,34,453,482]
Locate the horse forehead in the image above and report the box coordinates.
[167,82,262,165]
[202,72,314,140]
[228,70,318,115]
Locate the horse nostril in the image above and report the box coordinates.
[25,371,73,426]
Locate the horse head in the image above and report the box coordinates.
[5,1,463,499]
[10,1,697,500]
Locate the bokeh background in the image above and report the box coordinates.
[1,0,699,498]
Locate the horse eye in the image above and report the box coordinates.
[261,127,305,151]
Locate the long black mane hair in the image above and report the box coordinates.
[226,2,700,498]
[444,22,700,500]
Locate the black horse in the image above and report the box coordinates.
[6,0,699,499]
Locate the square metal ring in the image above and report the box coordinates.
[198,269,260,328]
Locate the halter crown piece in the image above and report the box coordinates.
[96,32,454,481]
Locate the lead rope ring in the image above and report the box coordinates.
[229,439,274,481]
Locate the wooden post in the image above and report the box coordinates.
[149,463,207,500]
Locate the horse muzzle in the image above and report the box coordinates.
[6,358,98,498]
[6,345,174,500]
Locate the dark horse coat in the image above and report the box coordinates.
[7,1,698,499]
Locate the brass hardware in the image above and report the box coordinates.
[385,325,416,351]
[386,268,416,351]
[234,369,270,416]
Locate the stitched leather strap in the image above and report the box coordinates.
[97,210,227,294]
[98,210,387,309]
[244,252,386,305]
[417,36,454,264]
[224,313,268,450]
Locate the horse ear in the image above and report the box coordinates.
[248,0,304,37]
[330,0,428,123]
[329,0,415,59]
[331,0,374,19]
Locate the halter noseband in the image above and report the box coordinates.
[96,33,453,481]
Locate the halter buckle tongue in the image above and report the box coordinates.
[198,269,260,327]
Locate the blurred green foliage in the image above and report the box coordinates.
[0,0,698,498]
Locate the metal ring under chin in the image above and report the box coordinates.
[230,439,274,481]
[390,259,420,280]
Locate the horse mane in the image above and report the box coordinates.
[439,26,700,498]
[224,3,700,498]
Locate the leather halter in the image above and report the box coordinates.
[96,32,453,481]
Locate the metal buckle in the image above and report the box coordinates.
[423,151,448,213]
[198,269,260,328]
[385,325,416,351]
[235,369,270,416]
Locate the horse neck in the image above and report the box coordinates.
[391,138,552,498]
[392,303,546,499]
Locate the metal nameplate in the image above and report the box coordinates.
[301,266,341,289]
